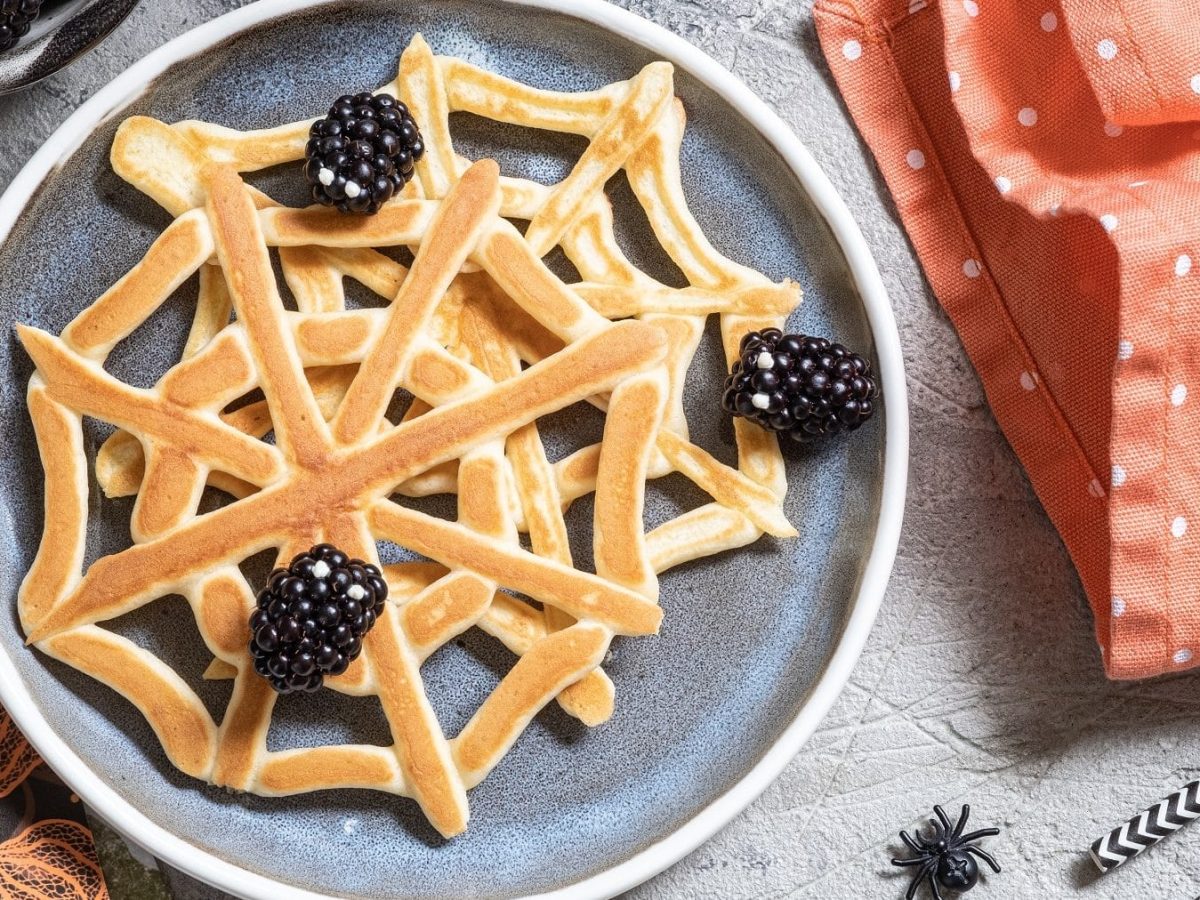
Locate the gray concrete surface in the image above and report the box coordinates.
[4,1,1199,899]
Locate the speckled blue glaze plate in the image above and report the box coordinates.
[0,1,906,897]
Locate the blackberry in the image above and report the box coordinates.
[248,544,388,694]
[303,91,424,215]
[722,329,879,442]
[0,0,43,53]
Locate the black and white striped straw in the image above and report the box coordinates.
[1090,780,1200,873]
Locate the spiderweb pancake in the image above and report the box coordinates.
[16,35,800,837]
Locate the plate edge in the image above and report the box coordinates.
[0,2,909,898]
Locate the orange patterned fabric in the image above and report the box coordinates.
[0,709,107,897]
[0,711,41,799]
[814,0,1200,678]
[0,820,108,900]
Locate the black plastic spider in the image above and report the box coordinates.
[891,804,1000,899]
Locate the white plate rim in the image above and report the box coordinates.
[0,1,909,897]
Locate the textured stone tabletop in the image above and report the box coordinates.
[3,1,1198,898]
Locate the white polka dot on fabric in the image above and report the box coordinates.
[1088,478,1105,498]
[1192,74,1200,95]
[1177,254,1193,277]
[1172,384,1188,407]
[963,0,979,16]
[1100,214,1119,232]
[963,259,982,278]
[995,175,1012,193]
[1129,180,1148,188]
[1018,107,1038,126]
[1175,648,1193,665]
[949,70,962,92]
[906,148,926,170]
[842,40,863,61]
[1104,122,1123,137]
[1020,371,1038,391]
[1097,38,1118,60]
[1049,202,1061,217]
[1040,11,1057,31]
[1117,339,1134,360]
[1112,463,1127,486]
[1172,516,1188,538]
[1111,596,1126,617]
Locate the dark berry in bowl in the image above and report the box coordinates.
[303,91,425,215]
[0,0,43,53]
[722,329,879,442]
[249,544,389,694]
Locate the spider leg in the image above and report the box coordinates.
[934,804,954,837]
[891,855,931,867]
[951,803,970,839]
[965,844,1002,873]
[959,827,1001,843]
[905,860,937,900]
[926,866,946,900]
[900,830,924,855]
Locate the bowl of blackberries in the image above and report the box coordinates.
[0,0,140,94]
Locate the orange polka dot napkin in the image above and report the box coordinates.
[814,0,1200,679]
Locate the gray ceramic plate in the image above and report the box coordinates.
[0,1,907,897]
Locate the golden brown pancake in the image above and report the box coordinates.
[17,35,800,837]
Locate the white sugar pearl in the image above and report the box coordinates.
[1172,384,1188,406]
[1020,371,1037,391]
[1040,11,1057,31]
[995,175,1012,193]
[1176,254,1192,277]
[1104,122,1123,137]
[842,40,862,61]
[1176,648,1193,665]
[962,259,982,278]
[1111,464,1127,486]
[1172,516,1188,538]
[347,584,367,601]
[949,70,961,92]
[906,148,926,169]
[1117,339,1134,360]
[318,167,335,186]
[1100,214,1119,232]
[312,560,331,578]
[962,0,978,16]
[751,393,771,410]
[344,181,362,199]
[1192,74,1200,95]
[1097,38,1118,60]
[1111,596,1125,617]
[1018,107,1038,127]
[757,351,774,370]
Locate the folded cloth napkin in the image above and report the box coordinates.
[814,0,1200,678]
